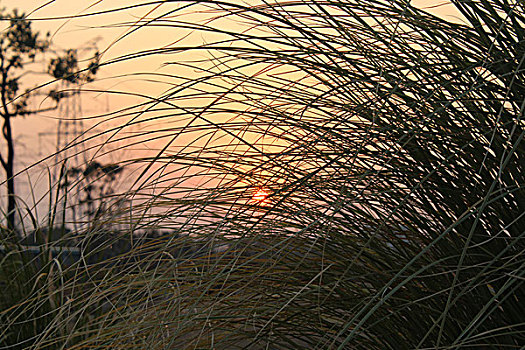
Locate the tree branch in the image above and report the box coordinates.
[19,105,58,115]
[0,152,7,171]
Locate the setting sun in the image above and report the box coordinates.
[252,188,270,202]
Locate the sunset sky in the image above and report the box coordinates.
[1,0,465,112]
[0,0,467,212]
[1,1,195,171]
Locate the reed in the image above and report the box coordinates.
[1,0,524,348]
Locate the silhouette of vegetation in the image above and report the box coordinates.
[0,9,98,231]
[1,0,524,349]
[63,161,124,229]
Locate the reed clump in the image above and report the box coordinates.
[1,0,524,349]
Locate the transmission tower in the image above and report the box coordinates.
[53,38,102,177]
[52,40,101,229]
[55,79,86,173]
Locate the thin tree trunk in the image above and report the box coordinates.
[2,114,16,231]
[0,51,16,232]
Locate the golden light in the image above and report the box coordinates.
[252,188,270,203]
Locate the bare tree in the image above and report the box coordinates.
[0,9,98,231]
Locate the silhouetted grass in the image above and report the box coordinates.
[1,0,524,349]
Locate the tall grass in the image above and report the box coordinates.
[1,0,524,348]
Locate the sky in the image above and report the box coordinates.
[0,0,466,160]
[0,0,195,220]
[0,0,465,222]
[1,0,465,111]
[1,1,196,169]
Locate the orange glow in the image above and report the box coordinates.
[252,188,269,202]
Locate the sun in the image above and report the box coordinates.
[252,188,270,203]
